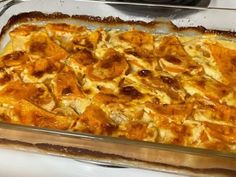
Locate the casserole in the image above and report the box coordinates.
[0,0,236,176]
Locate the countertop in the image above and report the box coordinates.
[0,148,182,177]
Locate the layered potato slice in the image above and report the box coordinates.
[110,29,157,73]
[0,96,75,130]
[51,66,91,115]
[208,42,236,86]
[45,23,102,52]
[73,104,117,135]
[9,24,68,83]
[155,36,202,75]
[10,25,68,61]
[86,48,129,81]
[0,22,236,152]
[0,80,55,111]
[181,74,231,101]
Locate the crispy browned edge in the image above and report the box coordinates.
[0,11,236,176]
[0,138,236,177]
[1,11,236,40]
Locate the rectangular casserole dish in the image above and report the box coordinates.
[0,0,236,176]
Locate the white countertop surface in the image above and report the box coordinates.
[0,0,235,177]
[209,0,236,8]
[0,148,182,177]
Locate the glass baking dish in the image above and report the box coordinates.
[0,0,236,176]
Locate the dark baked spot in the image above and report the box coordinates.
[4,51,23,60]
[165,55,182,64]
[73,49,97,66]
[196,79,206,88]
[152,97,160,104]
[101,52,122,69]
[31,60,61,78]
[2,51,26,65]
[124,47,154,60]
[84,89,91,94]
[118,78,125,87]
[32,65,54,77]
[36,88,45,96]
[105,34,111,41]
[138,70,152,77]
[160,76,180,90]
[62,87,72,95]
[0,73,11,85]
[0,114,11,122]
[231,57,236,67]
[33,71,44,77]
[120,86,142,99]
[100,60,113,69]
[202,50,211,58]
[30,87,45,103]
[124,48,137,55]
[96,85,101,90]
[29,41,48,54]
[184,93,191,100]
[188,65,198,69]
[220,88,228,95]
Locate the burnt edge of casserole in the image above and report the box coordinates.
[1,11,236,41]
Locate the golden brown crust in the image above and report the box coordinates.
[86,48,129,81]
[0,18,236,153]
[53,66,84,100]
[76,104,116,135]
[208,43,236,86]
[156,36,201,74]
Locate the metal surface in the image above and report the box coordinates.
[102,0,210,7]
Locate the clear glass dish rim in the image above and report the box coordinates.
[0,0,235,161]
[1,122,236,160]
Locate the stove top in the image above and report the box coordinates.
[107,0,211,7]
[107,0,211,19]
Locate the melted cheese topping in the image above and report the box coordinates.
[0,23,236,152]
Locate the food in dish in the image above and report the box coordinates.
[0,21,236,152]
